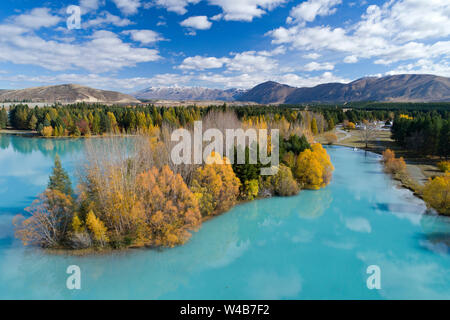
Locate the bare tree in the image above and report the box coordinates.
[359,120,378,148]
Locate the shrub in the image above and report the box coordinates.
[271,165,299,196]
[382,149,406,174]
[437,161,450,173]
[324,132,338,145]
[343,120,355,130]
[382,149,396,163]
[385,157,407,174]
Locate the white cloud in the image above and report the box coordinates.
[153,0,287,21]
[153,0,201,15]
[227,51,278,73]
[303,61,334,71]
[344,55,358,63]
[195,71,349,89]
[303,53,321,59]
[179,56,229,70]
[80,0,103,12]
[85,11,133,28]
[122,29,165,44]
[386,59,450,78]
[0,72,192,92]
[112,0,141,15]
[268,0,450,68]
[0,27,160,72]
[12,8,61,29]
[180,16,212,30]
[180,50,279,73]
[288,0,342,25]
[207,0,287,22]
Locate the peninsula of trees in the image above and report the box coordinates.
[13,109,334,251]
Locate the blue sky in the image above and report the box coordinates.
[0,0,449,92]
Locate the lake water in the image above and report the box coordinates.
[0,135,449,300]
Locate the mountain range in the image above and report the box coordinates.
[134,87,245,101]
[237,74,450,104]
[1,74,449,105]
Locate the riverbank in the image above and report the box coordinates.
[0,129,38,136]
[317,127,444,199]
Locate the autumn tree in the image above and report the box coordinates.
[244,179,259,200]
[294,143,334,190]
[423,174,449,215]
[42,126,53,137]
[86,210,109,246]
[311,118,319,135]
[191,154,241,217]
[135,166,202,247]
[382,149,406,175]
[437,161,450,173]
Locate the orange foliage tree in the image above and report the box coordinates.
[135,166,202,247]
[382,149,406,175]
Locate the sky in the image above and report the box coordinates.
[0,0,449,93]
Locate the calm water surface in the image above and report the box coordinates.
[0,134,449,300]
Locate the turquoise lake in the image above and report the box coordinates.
[0,134,449,300]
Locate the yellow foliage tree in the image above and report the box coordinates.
[42,126,53,137]
[191,153,241,216]
[294,143,334,190]
[244,179,259,200]
[311,118,319,135]
[423,174,450,215]
[86,210,109,245]
[72,214,84,233]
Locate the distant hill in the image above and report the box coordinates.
[0,84,140,104]
[236,81,297,104]
[134,86,245,101]
[238,74,450,104]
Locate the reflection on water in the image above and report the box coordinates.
[420,214,450,249]
[0,134,85,158]
[0,137,449,300]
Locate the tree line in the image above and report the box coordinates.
[392,111,450,157]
